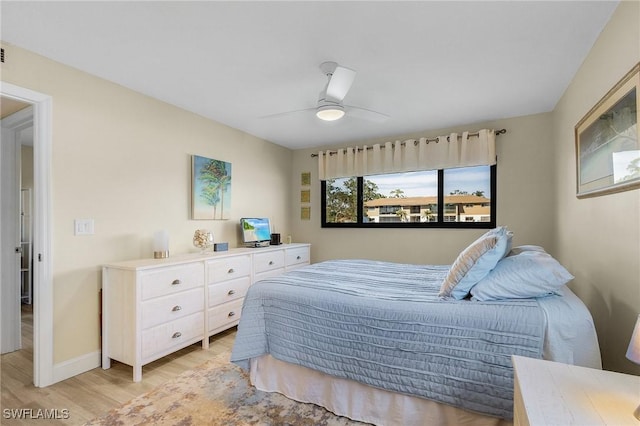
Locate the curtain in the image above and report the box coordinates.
[318,129,496,180]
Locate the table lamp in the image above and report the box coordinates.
[153,230,169,259]
[626,314,640,420]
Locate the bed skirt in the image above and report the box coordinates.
[250,354,513,426]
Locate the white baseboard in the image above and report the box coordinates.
[52,350,101,384]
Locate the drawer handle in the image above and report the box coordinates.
[171,279,181,285]
[172,305,182,312]
[227,289,235,296]
[228,311,235,317]
[172,332,182,339]
[228,268,235,274]
[268,261,274,265]
[296,255,301,260]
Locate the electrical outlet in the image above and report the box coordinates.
[74,219,94,236]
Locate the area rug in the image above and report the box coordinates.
[85,354,367,426]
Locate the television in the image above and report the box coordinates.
[240,218,271,247]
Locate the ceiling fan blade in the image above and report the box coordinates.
[345,105,390,123]
[325,65,356,102]
[260,107,316,119]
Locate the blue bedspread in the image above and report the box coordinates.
[231,259,546,419]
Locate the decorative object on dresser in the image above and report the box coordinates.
[152,230,169,259]
[512,355,640,426]
[101,243,310,381]
[213,242,228,252]
[193,229,214,253]
[626,314,640,420]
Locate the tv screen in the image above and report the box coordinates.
[240,218,271,244]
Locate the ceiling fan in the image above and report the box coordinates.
[264,61,390,123]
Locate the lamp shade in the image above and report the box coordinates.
[626,314,640,364]
[153,230,169,259]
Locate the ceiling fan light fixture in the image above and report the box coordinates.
[316,105,345,121]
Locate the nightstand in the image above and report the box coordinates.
[512,355,640,425]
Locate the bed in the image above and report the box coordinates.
[231,231,601,425]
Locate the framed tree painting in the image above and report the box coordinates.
[575,63,639,198]
[192,155,232,219]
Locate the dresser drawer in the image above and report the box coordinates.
[141,287,204,329]
[254,250,285,274]
[286,246,309,267]
[208,276,250,308]
[141,311,204,360]
[208,299,244,332]
[140,263,204,301]
[207,255,251,284]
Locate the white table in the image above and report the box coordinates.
[512,355,640,425]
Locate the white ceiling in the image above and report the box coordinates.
[1,1,618,150]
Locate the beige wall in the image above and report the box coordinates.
[1,43,293,364]
[291,112,556,265]
[552,1,640,375]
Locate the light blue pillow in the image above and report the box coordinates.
[470,250,574,301]
[440,226,513,299]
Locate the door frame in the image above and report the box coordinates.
[1,82,53,387]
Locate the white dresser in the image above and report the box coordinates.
[512,355,640,426]
[102,243,310,381]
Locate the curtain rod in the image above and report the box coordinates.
[310,128,506,157]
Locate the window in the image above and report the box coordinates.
[322,165,496,228]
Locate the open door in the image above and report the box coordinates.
[0,110,25,354]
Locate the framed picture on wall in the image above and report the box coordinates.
[301,172,311,186]
[301,206,311,220]
[575,63,639,198]
[192,155,232,219]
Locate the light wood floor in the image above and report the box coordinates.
[1,305,237,425]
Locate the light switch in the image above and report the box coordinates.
[74,219,95,236]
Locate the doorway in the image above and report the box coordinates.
[0,83,53,387]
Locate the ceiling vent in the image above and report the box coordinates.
[1,48,4,63]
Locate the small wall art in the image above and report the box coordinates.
[301,206,311,220]
[301,172,311,186]
[192,155,232,220]
[575,63,639,198]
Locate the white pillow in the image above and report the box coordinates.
[470,250,574,301]
[439,227,513,299]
